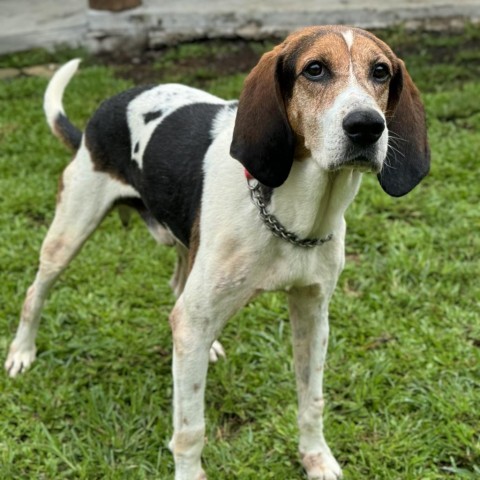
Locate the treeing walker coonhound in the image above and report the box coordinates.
[6,26,430,480]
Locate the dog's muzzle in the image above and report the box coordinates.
[336,108,386,172]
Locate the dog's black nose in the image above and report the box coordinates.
[342,110,385,146]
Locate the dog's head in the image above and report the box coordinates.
[230,26,430,196]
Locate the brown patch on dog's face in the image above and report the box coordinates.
[285,31,352,152]
[281,26,397,155]
[349,32,398,111]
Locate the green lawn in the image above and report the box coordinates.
[1,27,479,479]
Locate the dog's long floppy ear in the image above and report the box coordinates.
[230,49,295,188]
[378,60,430,197]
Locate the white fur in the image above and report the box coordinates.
[342,30,354,51]
[44,58,81,131]
[319,86,388,171]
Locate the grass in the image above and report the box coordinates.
[1,26,480,479]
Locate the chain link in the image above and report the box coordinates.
[247,179,333,248]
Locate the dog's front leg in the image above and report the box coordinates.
[288,286,342,480]
[169,275,246,480]
[169,294,210,480]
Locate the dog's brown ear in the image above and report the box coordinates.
[230,49,295,188]
[378,60,430,197]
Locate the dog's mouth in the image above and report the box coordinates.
[330,154,381,173]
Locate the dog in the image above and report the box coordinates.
[5,26,429,480]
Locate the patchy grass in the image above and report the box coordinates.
[1,26,479,480]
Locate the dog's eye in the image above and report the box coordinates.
[303,61,326,80]
[372,63,390,82]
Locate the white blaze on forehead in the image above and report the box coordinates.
[341,30,356,83]
[341,30,354,51]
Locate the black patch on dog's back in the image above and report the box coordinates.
[85,85,154,186]
[141,102,224,246]
[143,110,163,123]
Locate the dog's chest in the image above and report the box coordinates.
[257,239,345,294]
[199,224,345,299]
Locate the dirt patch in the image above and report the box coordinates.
[96,39,276,86]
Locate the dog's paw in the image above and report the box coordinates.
[302,451,343,480]
[169,438,207,480]
[174,470,207,480]
[4,344,36,378]
[209,340,226,363]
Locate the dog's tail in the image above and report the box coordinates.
[44,59,82,151]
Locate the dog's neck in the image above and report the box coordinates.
[269,158,363,241]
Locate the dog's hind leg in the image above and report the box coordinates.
[5,144,138,377]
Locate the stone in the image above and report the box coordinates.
[22,64,58,79]
[0,68,20,80]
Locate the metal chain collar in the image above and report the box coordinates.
[247,178,333,248]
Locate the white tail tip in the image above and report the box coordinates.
[44,59,82,132]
